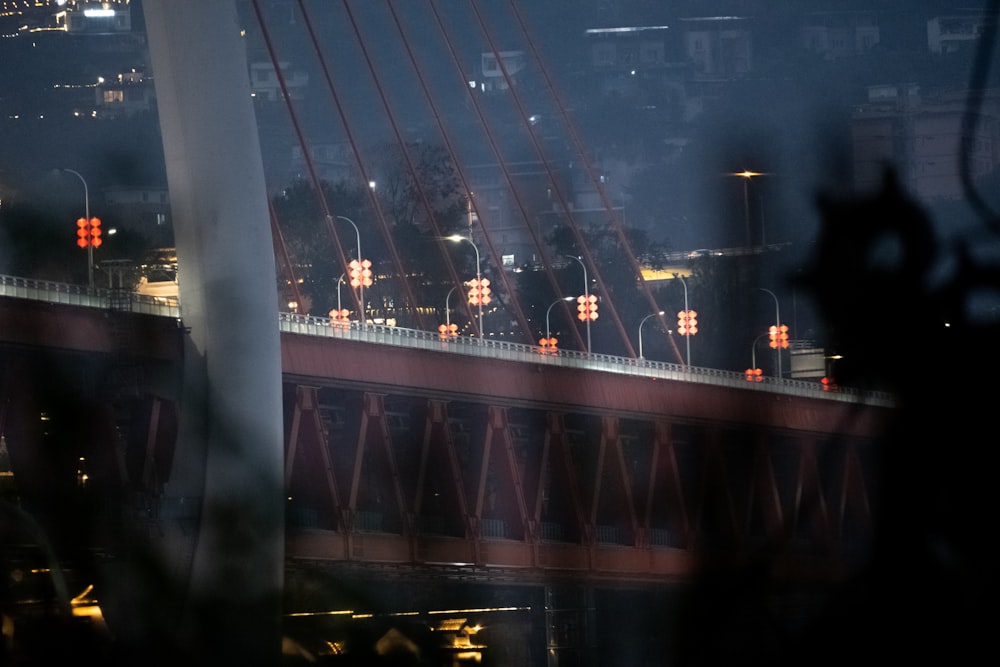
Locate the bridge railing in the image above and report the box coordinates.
[0,273,180,318]
[0,273,891,406]
[278,312,894,407]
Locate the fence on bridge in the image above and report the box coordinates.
[0,273,180,318]
[278,312,894,407]
[0,272,894,407]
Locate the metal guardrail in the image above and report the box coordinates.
[278,313,896,408]
[0,273,893,407]
[0,273,180,318]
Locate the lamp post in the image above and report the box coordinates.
[538,296,574,354]
[565,255,592,353]
[638,311,665,360]
[437,286,460,339]
[327,273,351,325]
[732,169,763,247]
[754,287,783,379]
[546,296,576,341]
[448,234,484,341]
[335,215,368,322]
[674,273,693,366]
[335,215,362,266]
[336,272,345,313]
[745,331,771,381]
[445,286,457,330]
[62,168,94,288]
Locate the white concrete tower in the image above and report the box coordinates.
[144,2,284,664]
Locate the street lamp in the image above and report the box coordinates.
[327,273,350,325]
[746,331,771,381]
[445,286,457,329]
[732,169,764,247]
[61,168,95,288]
[638,311,665,360]
[546,296,575,340]
[447,234,485,341]
[673,273,693,366]
[754,287,784,379]
[438,286,459,339]
[334,215,370,322]
[565,255,592,353]
[336,272,345,312]
[538,296,574,354]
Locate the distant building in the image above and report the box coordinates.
[852,84,1000,201]
[465,160,573,271]
[56,0,131,34]
[473,50,527,94]
[95,69,154,118]
[104,184,169,209]
[800,10,880,60]
[0,0,60,29]
[585,24,674,97]
[103,184,172,244]
[0,0,131,33]
[249,61,308,102]
[927,12,988,55]
[468,162,541,269]
[290,143,353,185]
[463,155,642,273]
[678,16,753,80]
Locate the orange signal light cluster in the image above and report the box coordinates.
[577,294,598,321]
[745,367,763,382]
[677,309,698,336]
[76,217,102,248]
[328,308,351,326]
[468,278,491,306]
[768,324,790,349]
[348,259,373,288]
[538,336,558,354]
[438,323,458,339]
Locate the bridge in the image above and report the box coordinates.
[0,274,891,566]
[0,275,894,662]
[0,2,910,663]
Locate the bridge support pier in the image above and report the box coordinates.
[144,1,284,664]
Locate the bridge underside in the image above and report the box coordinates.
[0,304,887,588]
[0,298,895,664]
[275,333,889,593]
[282,381,877,584]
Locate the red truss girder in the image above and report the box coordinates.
[284,383,876,580]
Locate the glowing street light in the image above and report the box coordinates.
[334,215,371,321]
[565,255,593,353]
[541,296,575,354]
[328,273,350,326]
[638,311,665,360]
[448,234,485,341]
[746,331,771,381]
[753,287,785,379]
[61,168,96,288]
[731,169,765,247]
[439,286,459,339]
[673,273,694,366]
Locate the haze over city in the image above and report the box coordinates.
[1,2,998,665]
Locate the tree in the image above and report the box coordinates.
[369,142,467,236]
[271,141,469,326]
[514,222,672,355]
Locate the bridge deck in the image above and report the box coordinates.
[0,286,893,584]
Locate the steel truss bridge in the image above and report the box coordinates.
[1,276,892,585]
